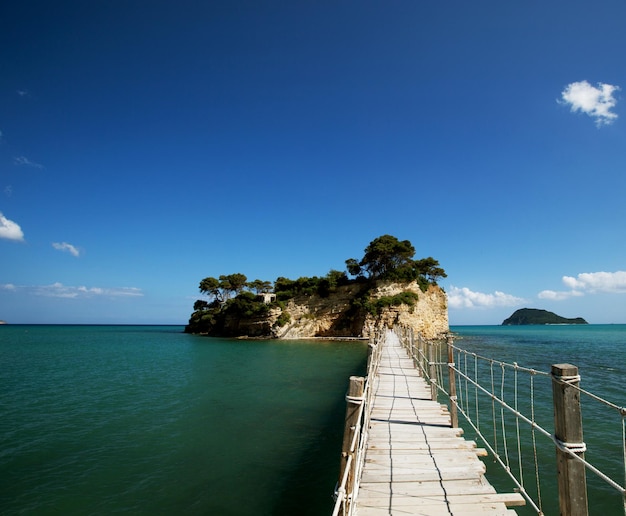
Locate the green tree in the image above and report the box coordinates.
[318,269,349,297]
[345,235,446,287]
[345,258,362,278]
[358,235,416,279]
[199,277,222,302]
[247,279,273,294]
[274,276,296,300]
[414,257,447,284]
[218,273,248,300]
[199,274,250,303]
[274,277,295,292]
[225,291,270,318]
[193,299,210,311]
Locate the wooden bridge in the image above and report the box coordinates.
[333,330,525,515]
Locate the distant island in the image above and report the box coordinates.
[502,308,588,325]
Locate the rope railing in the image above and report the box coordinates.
[395,325,626,516]
[331,329,384,516]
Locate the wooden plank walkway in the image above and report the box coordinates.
[354,331,525,515]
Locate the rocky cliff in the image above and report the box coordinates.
[364,282,449,340]
[219,281,448,340]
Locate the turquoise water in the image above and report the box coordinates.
[2,324,624,515]
[450,324,626,515]
[0,326,367,515]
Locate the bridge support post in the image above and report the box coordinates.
[429,341,437,401]
[447,336,458,428]
[413,330,420,371]
[367,342,375,375]
[338,376,365,513]
[551,363,588,516]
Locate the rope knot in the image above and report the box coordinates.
[553,435,586,454]
[557,374,581,384]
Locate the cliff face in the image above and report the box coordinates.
[365,283,449,340]
[221,281,448,340]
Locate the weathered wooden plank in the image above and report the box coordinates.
[355,504,517,516]
[373,405,440,411]
[360,462,487,476]
[366,443,484,454]
[368,426,458,435]
[356,492,526,508]
[370,405,449,412]
[365,446,486,456]
[352,331,521,515]
[365,453,487,466]
[360,468,488,483]
[358,479,499,497]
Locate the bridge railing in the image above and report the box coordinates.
[331,330,384,516]
[395,326,626,516]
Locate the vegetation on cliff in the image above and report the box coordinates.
[185,235,446,337]
[502,308,588,325]
[346,235,445,289]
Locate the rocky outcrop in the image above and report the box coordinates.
[502,308,588,325]
[272,283,366,339]
[365,283,449,340]
[269,281,448,340]
[197,280,449,341]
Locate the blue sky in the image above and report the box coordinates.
[1,1,625,325]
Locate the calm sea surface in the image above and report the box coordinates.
[1,325,624,515]
[450,324,626,516]
[0,325,367,515]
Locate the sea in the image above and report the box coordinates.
[1,324,624,515]
[449,324,626,516]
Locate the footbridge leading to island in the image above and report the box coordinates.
[332,328,626,516]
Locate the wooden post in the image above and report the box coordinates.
[338,376,365,511]
[429,341,437,401]
[367,342,375,376]
[417,333,424,376]
[447,335,458,428]
[551,364,588,516]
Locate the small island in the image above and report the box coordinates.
[502,308,588,326]
[185,235,450,340]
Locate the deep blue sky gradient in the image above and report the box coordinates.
[1,1,625,324]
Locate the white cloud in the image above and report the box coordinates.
[14,156,44,169]
[538,271,626,300]
[2,282,143,299]
[560,80,620,126]
[537,289,583,301]
[52,242,80,257]
[36,282,79,298]
[35,283,144,298]
[448,286,525,309]
[0,212,25,241]
[562,271,626,293]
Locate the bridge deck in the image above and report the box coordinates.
[354,332,524,515]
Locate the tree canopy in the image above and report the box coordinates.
[345,234,446,285]
[359,235,416,278]
[199,273,249,303]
